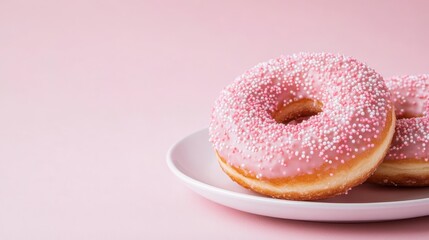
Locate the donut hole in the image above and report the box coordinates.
[273,98,323,125]
[397,113,424,120]
[396,101,427,119]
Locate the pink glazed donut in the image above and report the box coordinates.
[369,74,429,186]
[209,53,396,200]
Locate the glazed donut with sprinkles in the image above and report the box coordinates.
[369,74,429,186]
[209,53,396,200]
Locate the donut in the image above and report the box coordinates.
[368,74,429,186]
[209,53,396,200]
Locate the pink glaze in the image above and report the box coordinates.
[209,53,392,179]
[385,75,429,161]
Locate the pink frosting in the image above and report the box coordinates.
[385,74,429,162]
[209,53,392,179]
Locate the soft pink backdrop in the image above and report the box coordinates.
[1,0,428,239]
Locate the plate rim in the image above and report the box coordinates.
[167,128,429,213]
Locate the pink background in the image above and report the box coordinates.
[1,0,428,239]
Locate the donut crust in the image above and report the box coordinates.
[368,159,429,186]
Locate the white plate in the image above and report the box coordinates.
[167,129,429,222]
